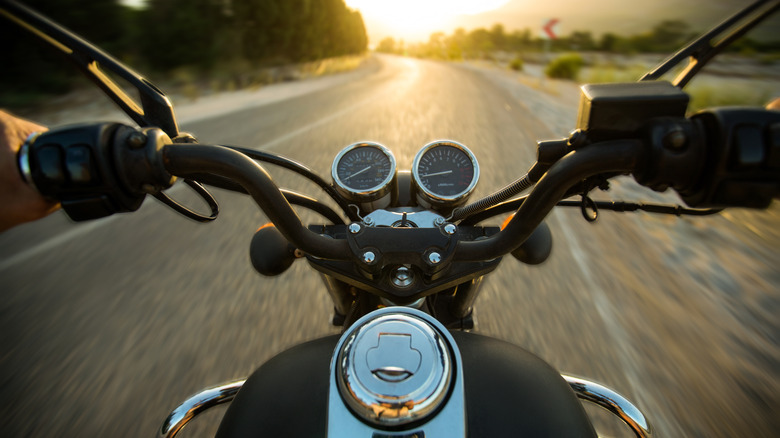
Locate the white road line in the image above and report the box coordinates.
[0,215,118,272]
[259,87,396,151]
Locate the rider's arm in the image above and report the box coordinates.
[0,110,59,232]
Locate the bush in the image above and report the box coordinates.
[545,53,584,80]
[509,57,524,71]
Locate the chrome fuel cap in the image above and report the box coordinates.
[336,312,452,426]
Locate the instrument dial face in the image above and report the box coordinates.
[413,141,479,203]
[333,142,396,198]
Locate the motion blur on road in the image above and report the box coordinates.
[1,54,778,437]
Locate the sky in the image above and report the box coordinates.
[119,0,775,46]
[344,0,511,43]
[345,0,767,45]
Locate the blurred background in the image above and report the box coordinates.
[1,0,778,436]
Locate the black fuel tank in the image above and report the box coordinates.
[216,331,596,437]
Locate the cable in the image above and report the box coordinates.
[449,173,533,223]
[221,145,359,222]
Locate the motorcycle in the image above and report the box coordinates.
[2,0,779,436]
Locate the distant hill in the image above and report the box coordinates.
[450,0,778,42]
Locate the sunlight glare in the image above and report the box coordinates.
[345,0,511,41]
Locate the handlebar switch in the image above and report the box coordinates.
[678,108,780,208]
[64,145,97,184]
[35,144,67,186]
[18,122,175,221]
[770,123,780,168]
[633,118,705,193]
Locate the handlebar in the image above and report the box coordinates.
[454,140,644,261]
[163,143,351,260]
[16,107,780,264]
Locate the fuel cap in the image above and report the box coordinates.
[336,311,452,427]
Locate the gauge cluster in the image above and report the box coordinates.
[332,142,397,211]
[332,140,479,215]
[412,140,479,210]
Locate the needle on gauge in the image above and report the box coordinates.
[419,170,452,178]
[343,166,372,181]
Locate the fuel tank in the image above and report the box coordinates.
[216,319,596,437]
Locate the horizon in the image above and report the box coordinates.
[350,0,777,45]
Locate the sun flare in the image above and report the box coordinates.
[345,0,511,43]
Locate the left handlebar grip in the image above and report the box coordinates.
[18,123,175,221]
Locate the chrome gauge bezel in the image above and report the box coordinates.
[332,142,397,205]
[412,140,479,209]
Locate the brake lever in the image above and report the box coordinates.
[0,0,180,138]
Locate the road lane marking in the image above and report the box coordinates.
[256,73,409,152]
[0,215,118,272]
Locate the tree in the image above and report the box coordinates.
[507,29,532,52]
[1,0,132,104]
[650,20,690,51]
[569,31,596,51]
[376,37,397,54]
[142,0,230,70]
[469,28,495,58]
[490,24,506,52]
[599,33,619,52]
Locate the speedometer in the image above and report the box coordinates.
[412,140,479,210]
[332,142,397,210]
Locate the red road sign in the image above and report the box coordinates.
[542,18,559,40]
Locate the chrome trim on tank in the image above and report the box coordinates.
[337,312,451,426]
[328,307,466,437]
[18,132,41,193]
[563,374,653,438]
[159,379,245,438]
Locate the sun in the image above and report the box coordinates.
[345,0,512,43]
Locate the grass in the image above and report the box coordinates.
[299,54,367,78]
[147,54,368,103]
[685,82,773,113]
[580,62,778,113]
[579,64,650,83]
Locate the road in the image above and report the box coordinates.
[1,55,778,437]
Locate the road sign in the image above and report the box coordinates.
[541,18,559,40]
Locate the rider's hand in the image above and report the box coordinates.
[0,110,59,232]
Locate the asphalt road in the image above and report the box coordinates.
[1,55,778,437]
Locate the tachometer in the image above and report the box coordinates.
[332,142,397,210]
[412,140,479,210]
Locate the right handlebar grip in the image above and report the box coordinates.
[633,108,780,209]
[18,123,174,221]
[683,108,780,209]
